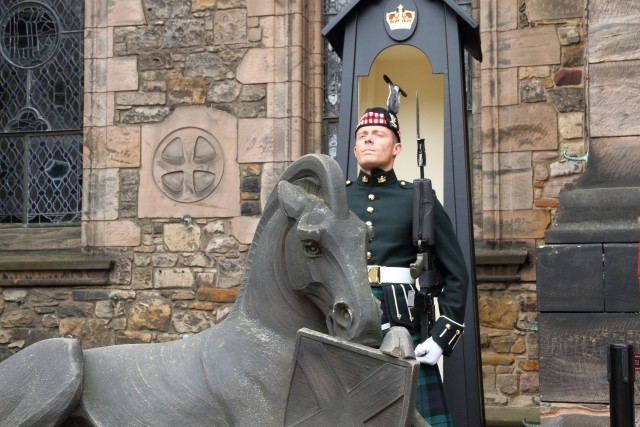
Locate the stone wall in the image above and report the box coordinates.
[473,0,586,420]
[0,0,324,360]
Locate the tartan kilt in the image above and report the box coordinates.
[371,286,452,427]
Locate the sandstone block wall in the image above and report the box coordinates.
[473,0,586,419]
[0,0,324,360]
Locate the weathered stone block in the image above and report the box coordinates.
[482,152,533,210]
[144,0,190,19]
[192,0,216,11]
[162,19,206,49]
[536,244,603,312]
[171,310,215,333]
[237,48,274,84]
[553,69,582,86]
[81,168,119,221]
[479,295,518,329]
[128,296,171,330]
[116,330,153,344]
[107,57,138,92]
[494,27,560,69]
[549,159,580,177]
[154,268,195,289]
[184,53,226,79]
[1,310,34,328]
[196,288,238,303]
[482,103,558,152]
[164,224,201,252]
[547,87,584,113]
[562,43,584,68]
[139,50,173,71]
[526,0,583,21]
[171,291,196,300]
[119,106,171,124]
[231,217,259,245]
[520,79,546,103]
[558,112,583,140]
[107,0,146,26]
[189,252,215,268]
[72,290,110,301]
[214,9,247,45]
[603,244,640,312]
[479,0,517,31]
[59,318,85,338]
[590,60,640,137]
[207,80,241,103]
[58,302,94,318]
[116,91,166,106]
[168,77,207,104]
[152,253,179,268]
[84,220,142,247]
[483,209,550,239]
[557,25,581,46]
[95,301,115,319]
[246,0,273,17]
[132,266,154,289]
[588,0,640,63]
[206,237,238,254]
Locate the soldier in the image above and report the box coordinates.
[346,107,468,427]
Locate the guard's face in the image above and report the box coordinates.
[354,125,401,173]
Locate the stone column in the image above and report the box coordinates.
[537,1,640,424]
[545,0,640,243]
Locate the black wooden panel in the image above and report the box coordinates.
[536,244,603,312]
[604,243,640,312]
[538,313,640,403]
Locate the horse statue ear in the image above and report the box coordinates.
[277,181,308,219]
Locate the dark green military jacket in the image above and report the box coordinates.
[346,168,469,356]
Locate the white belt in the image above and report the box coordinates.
[367,266,415,284]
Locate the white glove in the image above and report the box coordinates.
[414,337,443,365]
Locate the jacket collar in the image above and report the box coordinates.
[356,168,398,187]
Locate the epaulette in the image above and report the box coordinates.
[398,180,413,189]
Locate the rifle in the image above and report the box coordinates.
[410,92,441,341]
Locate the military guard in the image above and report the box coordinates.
[346,102,468,426]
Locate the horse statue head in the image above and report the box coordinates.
[232,154,383,347]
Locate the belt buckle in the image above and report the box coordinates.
[367,265,380,284]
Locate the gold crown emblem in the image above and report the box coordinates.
[385,4,416,31]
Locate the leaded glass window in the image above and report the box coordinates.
[0,0,83,225]
[322,0,350,159]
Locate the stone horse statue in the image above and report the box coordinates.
[0,154,385,427]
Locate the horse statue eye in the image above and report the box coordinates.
[303,240,322,256]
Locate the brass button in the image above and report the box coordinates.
[368,194,375,201]
[366,251,372,260]
[365,221,373,226]
[366,206,374,214]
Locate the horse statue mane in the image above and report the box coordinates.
[0,154,383,427]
